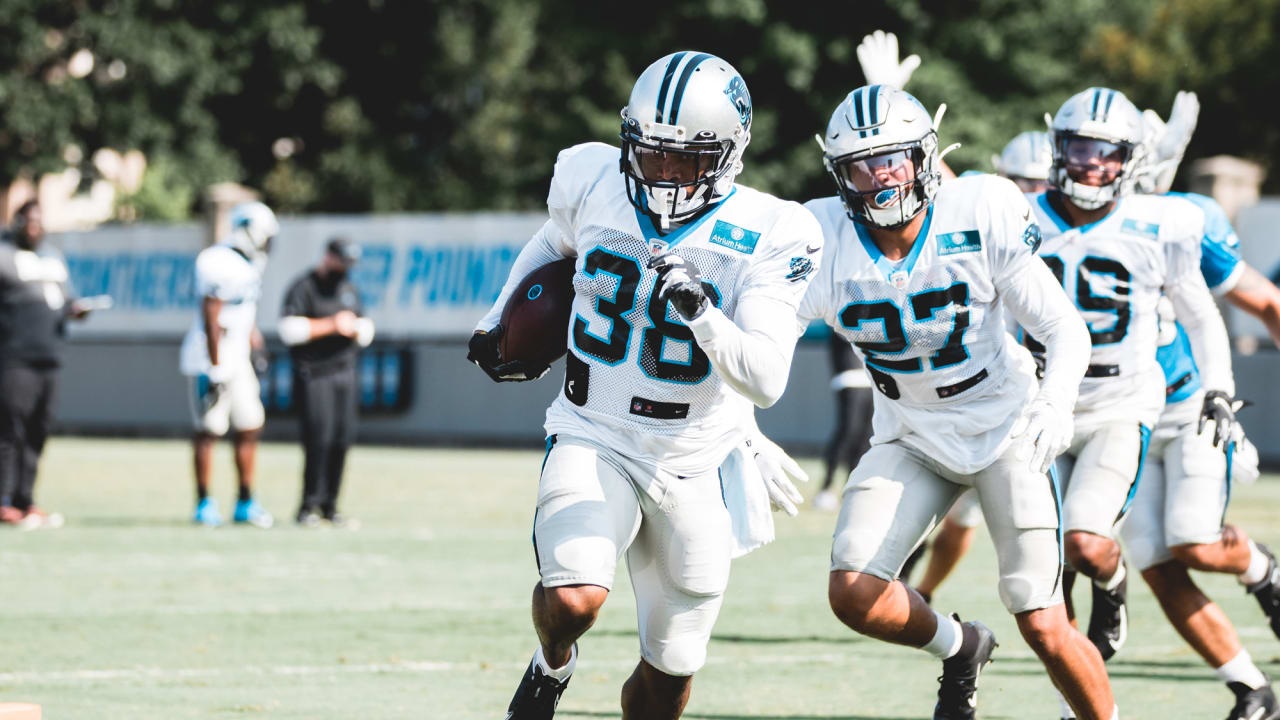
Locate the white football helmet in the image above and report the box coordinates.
[1048,87,1145,210]
[620,51,751,230]
[819,85,942,228]
[992,131,1052,192]
[225,201,278,265]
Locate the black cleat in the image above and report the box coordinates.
[1225,679,1280,720]
[296,506,322,528]
[506,654,571,720]
[933,617,998,720]
[1245,543,1280,642]
[1086,567,1128,661]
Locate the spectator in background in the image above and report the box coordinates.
[278,237,374,528]
[812,334,874,511]
[0,201,88,528]
[179,201,277,528]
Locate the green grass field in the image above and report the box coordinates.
[2,437,1279,719]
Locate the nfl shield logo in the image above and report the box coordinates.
[890,270,909,289]
[649,239,668,257]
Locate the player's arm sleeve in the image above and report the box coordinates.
[1168,273,1236,396]
[988,178,1089,407]
[1001,260,1090,408]
[473,219,574,332]
[685,295,802,408]
[1225,264,1280,348]
[684,206,824,408]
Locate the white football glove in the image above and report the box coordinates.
[1223,399,1260,485]
[205,364,233,385]
[1157,90,1199,165]
[745,431,808,516]
[856,30,921,90]
[1009,396,1073,475]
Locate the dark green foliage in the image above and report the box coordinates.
[0,0,1275,217]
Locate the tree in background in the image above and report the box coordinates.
[0,0,1273,218]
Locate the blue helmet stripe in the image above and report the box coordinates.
[868,84,882,136]
[852,88,867,138]
[1091,88,1102,120]
[654,52,687,123]
[668,53,713,125]
[1103,89,1117,120]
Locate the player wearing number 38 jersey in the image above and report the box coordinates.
[470,52,823,720]
[804,85,1121,720]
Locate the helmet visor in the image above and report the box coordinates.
[628,143,722,188]
[836,148,918,209]
[1060,137,1130,187]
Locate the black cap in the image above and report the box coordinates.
[326,236,362,263]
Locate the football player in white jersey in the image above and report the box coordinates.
[1107,96,1280,720]
[805,85,1119,720]
[1024,87,1236,669]
[912,129,1056,602]
[178,201,276,529]
[468,52,823,720]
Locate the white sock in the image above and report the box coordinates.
[1095,560,1126,592]
[923,611,964,659]
[1055,687,1077,718]
[534,644,576,682]
[1215,648,1267,690]
[1240,541,1270,586]
[1111,705,1119,720]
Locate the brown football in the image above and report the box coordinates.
[498,258,577,366]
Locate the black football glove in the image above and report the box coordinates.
[1198,389,1237,448]
[649,253,707,320]
[467,327,549,383]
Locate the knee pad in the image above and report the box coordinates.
[642,635,707,677]
[661,512,731,597]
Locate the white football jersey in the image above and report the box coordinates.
[179,244,262,376]
[1027,192,1204,429]
[801,174,1044,474]
[542,142,822,476]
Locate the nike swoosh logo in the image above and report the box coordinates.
[830,131,840,139]
[806,245,822,254]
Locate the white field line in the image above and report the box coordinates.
[0,645,1198,686]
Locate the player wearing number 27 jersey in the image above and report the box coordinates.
[807,85,1120,720]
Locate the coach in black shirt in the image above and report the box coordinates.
[278,237,374,527]
[0,201,87,527]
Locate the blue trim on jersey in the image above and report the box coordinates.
[1222,441,1235,528]
[1035,192,1118,235]
[1158,322,1202,403]
[1048,463,1065,581]
[1168,191,1243,292]
[852,203,935,282]
[633,189,736,248]
[718,467,728,509]
[1118,424,1152,520]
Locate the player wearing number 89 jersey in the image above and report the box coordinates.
[471,52,823,720]
[1025,87,1235,673]
[806,85,1119,720]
